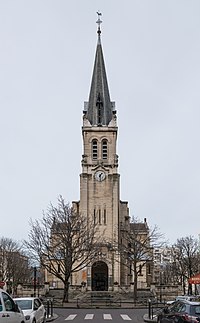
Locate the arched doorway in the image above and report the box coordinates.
[91,261,108,291]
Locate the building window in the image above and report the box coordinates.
[103,209,106,224]
[129,263,132,275]
[92,139,98,160]
[102,140,108,159]
[94,209,96,224]
[99,209,101,224]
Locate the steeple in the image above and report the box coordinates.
[84,13,115,126]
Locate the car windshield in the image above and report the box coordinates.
[15,300,33,310]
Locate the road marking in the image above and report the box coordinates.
[103,314,112,320]
[85,314,94,319]
[65,314,77,320]
[64,313,133,321]
[120,314,132,320]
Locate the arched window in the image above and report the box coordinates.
[94,209,97,224]
[103,209,106,225]
[102,139,108,159]
[92,139,98,160]
[99,209,101,224]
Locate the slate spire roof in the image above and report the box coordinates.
[85,14,115,126]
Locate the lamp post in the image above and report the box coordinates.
[159,264,165,303]
[33,266,37,297]
[32,266,41,297]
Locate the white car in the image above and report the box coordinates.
[175,295,197,301]
[0,288,25,323]
[166,295,198,304]
[13,298,46,323]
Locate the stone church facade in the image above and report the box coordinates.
[45,16,152,293]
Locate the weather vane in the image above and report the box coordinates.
[96,11,102,35]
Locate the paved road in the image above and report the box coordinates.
[54,308,147,323]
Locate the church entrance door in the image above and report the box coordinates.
[91,261,108,291]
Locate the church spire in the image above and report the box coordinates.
[84,13,115,126]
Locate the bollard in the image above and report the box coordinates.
[148,299,152,319]
[50,300,53,317]
[46,299,53,318]
[46,300,50,318]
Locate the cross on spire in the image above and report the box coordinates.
[96,11,102,39]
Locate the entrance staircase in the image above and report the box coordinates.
[46,288,154,308]
[76,291,121,308]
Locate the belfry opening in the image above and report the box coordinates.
[91,261,108,291]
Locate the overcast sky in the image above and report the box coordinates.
[0,1,200,245]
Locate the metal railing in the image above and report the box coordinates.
[76,293,122,308]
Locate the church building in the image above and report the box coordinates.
[44,15,152,294]
[72,14,130,291]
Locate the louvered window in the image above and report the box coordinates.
[92,139,98,160]
[102,140,108,159]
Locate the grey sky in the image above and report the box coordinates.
[0,1,200,244]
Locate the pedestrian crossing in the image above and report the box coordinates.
[120,314,132,321]
[65,314,78,320]
[103,314,112,320]
[65,313,132,320]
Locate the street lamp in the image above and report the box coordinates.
[32,266,41,297]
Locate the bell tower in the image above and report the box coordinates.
[73,13,129,291]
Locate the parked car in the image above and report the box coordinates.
[157,300,200,323]
[166,296,198,305]
[0,288,25,323]
[13,297,46,323]
[176,296,198,302]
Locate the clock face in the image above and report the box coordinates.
[95,170,106,182]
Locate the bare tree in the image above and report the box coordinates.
[119,217,164,301]
[172,236,200,295]
[24,195,100,302]
[0,237,30,294]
